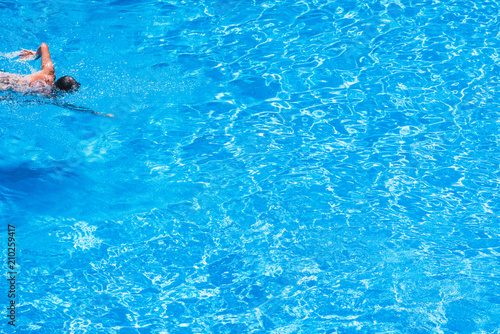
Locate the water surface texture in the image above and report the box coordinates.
[1,0,500,333]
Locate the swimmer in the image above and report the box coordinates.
[0,43,80,95]
[1,43,114,117]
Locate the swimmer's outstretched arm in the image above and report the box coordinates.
[0,94,115,117]
[53,102,116,117]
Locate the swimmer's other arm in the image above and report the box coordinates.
[19,43,54,72]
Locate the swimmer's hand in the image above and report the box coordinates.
[92,111,116,118]
[19,49,37,61]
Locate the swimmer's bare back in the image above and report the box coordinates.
[0,72,25,91]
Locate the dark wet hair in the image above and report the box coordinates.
[54,76,80,92]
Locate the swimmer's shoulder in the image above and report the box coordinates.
[25,71,54,89]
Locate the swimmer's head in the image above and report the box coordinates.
[54,76,80,92]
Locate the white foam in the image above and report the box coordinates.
[0,51,20,59]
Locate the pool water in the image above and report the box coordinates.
[1,0,500,332]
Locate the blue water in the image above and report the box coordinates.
[1,0,500,332]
